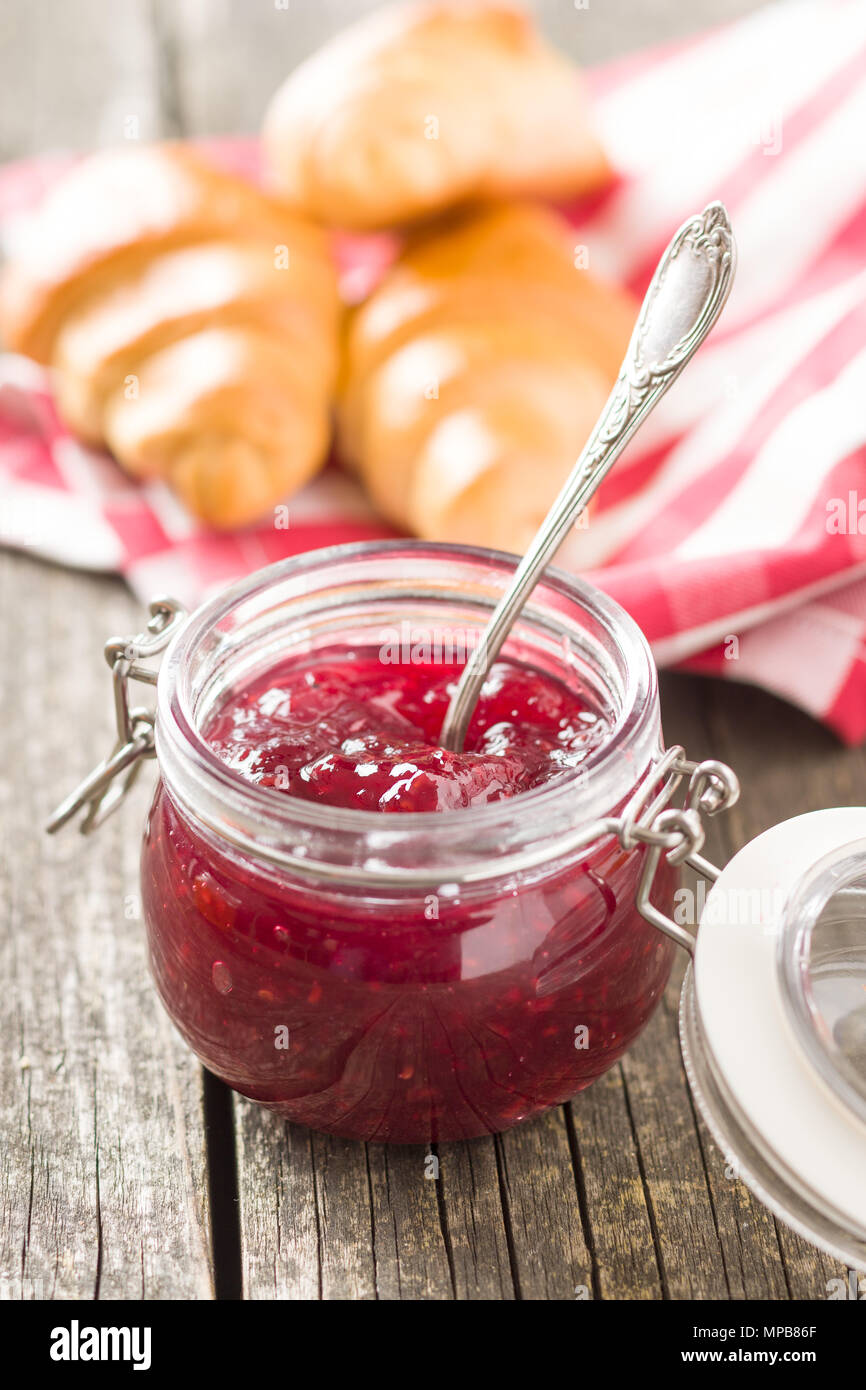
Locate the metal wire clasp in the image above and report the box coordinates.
[611,747,740,954]
[46,596,187,835]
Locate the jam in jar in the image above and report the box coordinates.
[142,542,677,1142]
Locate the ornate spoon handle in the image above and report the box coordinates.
[439,201,737,752]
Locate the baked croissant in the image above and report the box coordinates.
[338,203,637,554]
[0,144,339,527]
[262,1,610,231]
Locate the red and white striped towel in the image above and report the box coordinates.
[2,0,866,738]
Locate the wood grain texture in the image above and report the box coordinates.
[0,555,213,1299]
[0,0,164,161]
[365,1143,453,1299]
[436,1137,514,1299]
[494,1108,592,1300]
[567,1066,663,1301]
[234,1110,319,1300]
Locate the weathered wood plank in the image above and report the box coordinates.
[0,0,164,161]
[234,1109,319,1300]
[0,554,213,1298]
[237,1103,459,1299]
[567,1070,663,1300]
[365,1143,453,1300]
[661,959,792,1301]
[308,1132,376,1300]
[0,0,216,1301]
[619,988,730,1300]
[494,1107,592,1300]
[435,1137,515,1300]
[774,1227,847,1302]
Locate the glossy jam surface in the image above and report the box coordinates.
[205,655,609,811]
[142,653,676,1143]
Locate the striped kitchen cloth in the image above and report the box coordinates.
[1,0,866,739]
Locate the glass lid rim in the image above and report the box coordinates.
[778,835,866,1127]
[681,967,866,1269]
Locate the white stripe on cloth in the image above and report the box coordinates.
[568,268,866,566]
[587,0,866,280]
[651,560,866,664]
[51,435,141,500]
[677,345,866,559]
[124,550,216,608]
[140,481,200,542]
[696,599,865,715]
[0,479,124,569]
[606,284,846,462]
[724,76,866,327]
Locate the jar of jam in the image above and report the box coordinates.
[52,541,704,1143]
[53,540,866,1268]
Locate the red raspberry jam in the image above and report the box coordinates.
[204,655,610,811]
[143,652,676,1142]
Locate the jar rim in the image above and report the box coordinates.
[155,540,661,884]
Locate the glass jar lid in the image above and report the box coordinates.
[682,807,866,1270]
[780,840,866,1128]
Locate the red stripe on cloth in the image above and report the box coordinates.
[708,196,866,349]
[0,433,63,487]
[121,519,397,606]
[606,298,866,565]
[103,502,173,562]
[594,440,866,660]
[591,436,686,514]
[824,644,866,741]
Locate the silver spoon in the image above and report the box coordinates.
[439,201,737,752]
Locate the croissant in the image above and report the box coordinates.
[0,144,339,527]
[262,1,610,231]
[338,203,637,554]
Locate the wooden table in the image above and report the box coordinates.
[0,0,855,1301]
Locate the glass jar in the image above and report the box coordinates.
[136,541,677,1144]
[54,546,866,1262]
